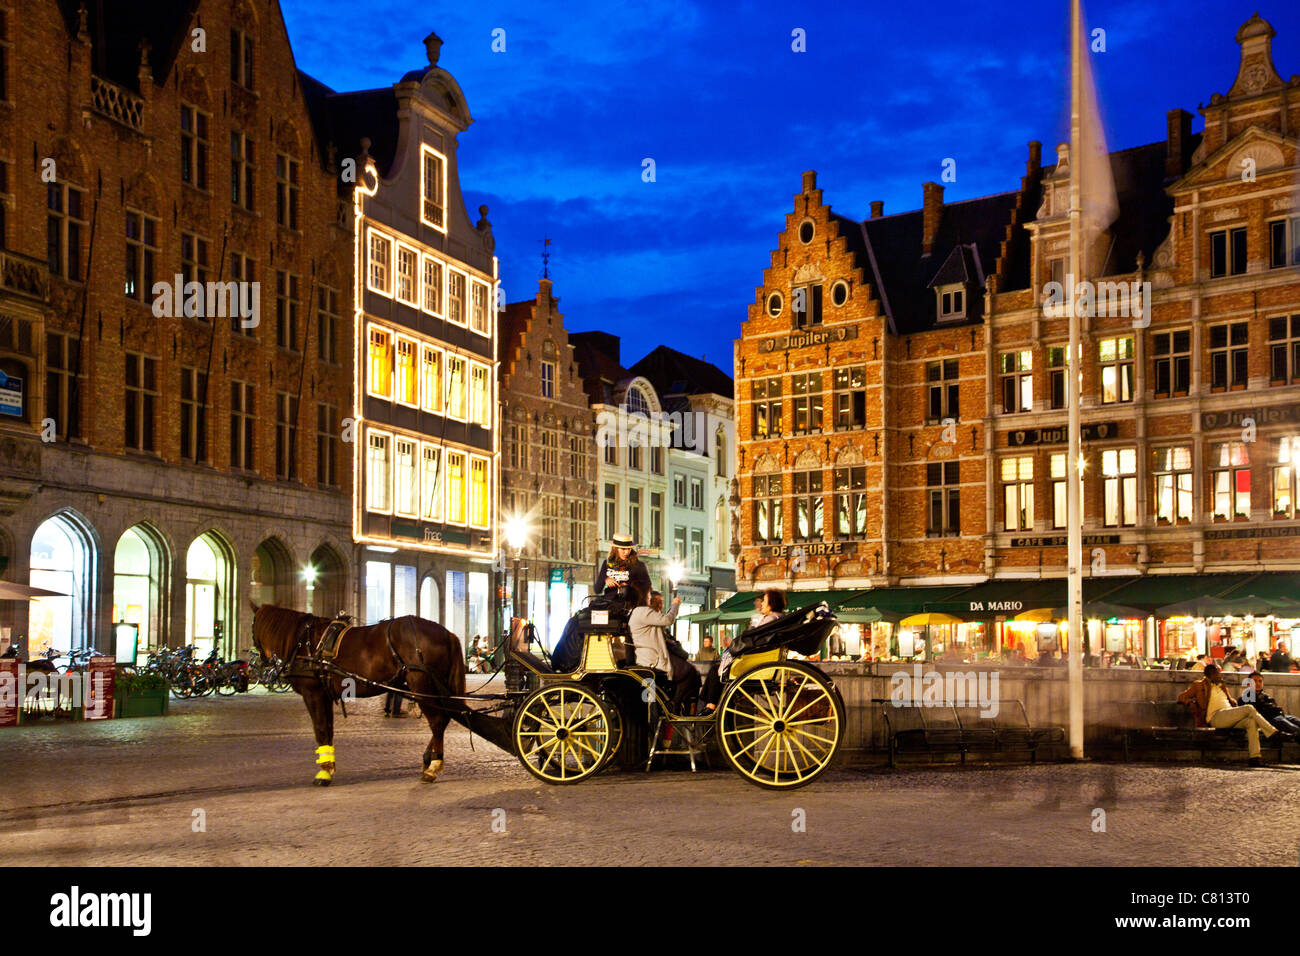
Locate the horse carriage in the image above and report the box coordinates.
[250,596,845,791]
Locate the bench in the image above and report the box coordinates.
[1115,700,1286,763]
[874,698,1065,767]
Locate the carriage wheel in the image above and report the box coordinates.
[513,684,614,784]
[717,661,844,790]
[600,695,624,771]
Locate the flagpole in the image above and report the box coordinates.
[1066,0,1086,759]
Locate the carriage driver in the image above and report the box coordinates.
[595,532,652,609]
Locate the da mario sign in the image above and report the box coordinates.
[968,600,1023,612]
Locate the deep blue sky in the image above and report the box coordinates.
[282,1,1300,375]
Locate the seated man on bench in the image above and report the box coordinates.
[1178,663,1279,766]
[629,590,699,714]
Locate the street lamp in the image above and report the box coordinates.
[666,559,684,640]
[505,516,529,621]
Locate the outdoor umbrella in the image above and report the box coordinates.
[899,612,964,626]
[0,580,69,600]
[1013,608,1058,623]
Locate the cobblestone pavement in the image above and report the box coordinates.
[2,689,1298,866]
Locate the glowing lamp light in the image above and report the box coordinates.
[505,516,528,552]
[302,565,318,588]
[667,560,684,587]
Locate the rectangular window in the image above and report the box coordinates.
[649,492,663,548]
[275,271,300,350]
[1270,217,1300,269]
[422,255,442,316]
[926,461,960,537]
[833,366,867,430]
[628,487,642,544]
[540,430,558,475]
[445,355,467,419]
[650,445,664,475]
[1050,453,1067,529]
[1098,337,1135,404]
[508,424,523,470]
[230,380,256,470]
[470,363,490,427]
[791,372,823,434]
[753,474,784,543]
[366,430,391,512]
[394,438,417,517]
[689,529,704,573]
[570,501,585,561]
[421,445,443,521]
[420,346,442,412]
[999,350,1033,413]
[1273,438,1299,519]
[604,435,618,466]
[275,154,299,229]
[673,527,687,562]
[229,131,255,210]
[939,286,965,319]
[752,377,783,437]
[1211,442,1251,521]
[673,474,686,507]
[420,145,445,229]
[275,392,299,481]
[45,332,81,440]
[835,466,867,538]
[1048,346,1067,410]
[792,284,822,328]
[1209,322,1248,390]
[927,359,959,421]
[1152,446,1193,524]
[446,451,466,524]
[690,476,704,510]
[229,253,256,335]
[395,338,417,406]
[1268,315,1300,385]
[471,281,490,335]
[123,353,157,452]
[368,327,392,398]
[1101,447,1138,527]
[447,270,467,326]
[180,232,210,300]
[395,244,418,306]
[180,367,208,462]
[541,360,555,399]
[230,28,254,88]
[316,404,337,487]
[181,105,209,190]
[793,470,824,541]
[1151,330,1191,398]
[628,440,642,471]
[123,210,157,301]
[569,436,583,478]
[368,230,392,295]
[317,286,338,364]
[604,483,618,539]
[1209,227,1247,277]
[47,183,86,279]
[1001,456,1034,531]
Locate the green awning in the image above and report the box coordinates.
[1219,573,1300,611]
[1098,572,1263,613]
[837,585,969,622]
[919,579,1073,620]
[681,610,720,624]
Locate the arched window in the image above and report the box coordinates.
[626,385,649,416]
[186,532,235,657]
[715,497,728,562]
[252,537,294,608]
[307,544,346,617]
[113,524,168,658]
[29,513,97,655]
[715,428,727,478]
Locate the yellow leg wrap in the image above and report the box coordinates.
[421,758,444,781]
[315,745,335,772]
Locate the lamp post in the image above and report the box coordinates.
[504,516,529,693]
[667,559,683,640]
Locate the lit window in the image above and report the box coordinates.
[1098,337,1134,404]
[396,245,418,306]
[1152,446,1193,524]
[471,281,490,335]
[446,451,466,524]
[420,346,442,412]
[999,350,1032,413]
[1211,442,1251,521]
[753,474,783,544]
[422,255,442,315]
[368,230,392,295]
[366,431,391,512]
[1050,453,1067,529]
[421,445,443,521]
[395,338,417,406]
[445,355,467,419]
[1101,447,1138,527]
[447,270,466,325]
[368,327,392,398]
[420,145,445,230]
[395,438,418,517]
[1274,438,1300,519]
[1001,456,1034,531]
[470,363,490,427]
[470,457,489,527]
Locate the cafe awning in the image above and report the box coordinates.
[1096,572,1265,613]
[837,585,970,623]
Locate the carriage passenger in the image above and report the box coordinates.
[698,589,785,712]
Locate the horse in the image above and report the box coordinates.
[250,602,469,786]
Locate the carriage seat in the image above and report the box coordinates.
[511,647,554,675]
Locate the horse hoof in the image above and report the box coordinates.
[314,776,332,787]
[420,770,437,783]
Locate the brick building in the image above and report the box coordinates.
[499,278,597,645]
[320,33,500,641]
[0,0,353,659]
[735,13,1300,662]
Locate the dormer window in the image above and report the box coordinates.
[420,145,446,231]
[792,283,822,329]
[937,284,965,321]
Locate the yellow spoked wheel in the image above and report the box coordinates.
[717,661,844,790]
[601,697,624,771]
[513,683,614,784]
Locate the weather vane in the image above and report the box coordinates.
[540,235,551,279]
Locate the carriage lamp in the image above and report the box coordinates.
[505,516,529,555]
[302,565,318,588]
[667,560,683,595]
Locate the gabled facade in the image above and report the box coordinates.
[499,279,597,646]
[327,34,499,642]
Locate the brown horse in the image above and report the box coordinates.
[250,602,468,786]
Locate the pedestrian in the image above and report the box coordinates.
[694,634,719,662]
[1178,663,1279,766]
[1244,671,1300,737]
[1267,642,1297,673]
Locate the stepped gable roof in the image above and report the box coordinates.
[56,0,201,92]
[569,331,629,406]
[627,345,733,400]
[859,190,1018,334]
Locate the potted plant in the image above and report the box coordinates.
[114,672,171,718]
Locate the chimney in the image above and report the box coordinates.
[1027,141,1042,174]
[801,170,817,193]
[922,182,944,256]
[870,200,884,219]
[1166,108,1193,179]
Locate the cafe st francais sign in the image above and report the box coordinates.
[758,325,859,353]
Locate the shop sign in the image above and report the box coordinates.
[765,541,859,559]
[1201,404,1300,431]
[549,568,565,584]
[757,325,858,353]
[969,600,1023,612]
[0,370,22,417]
[1205,525,1300,541]
[1010,534,1121,547]
[0,660,17,727]
[84,656,115,721]
[1007,421,1119,447]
